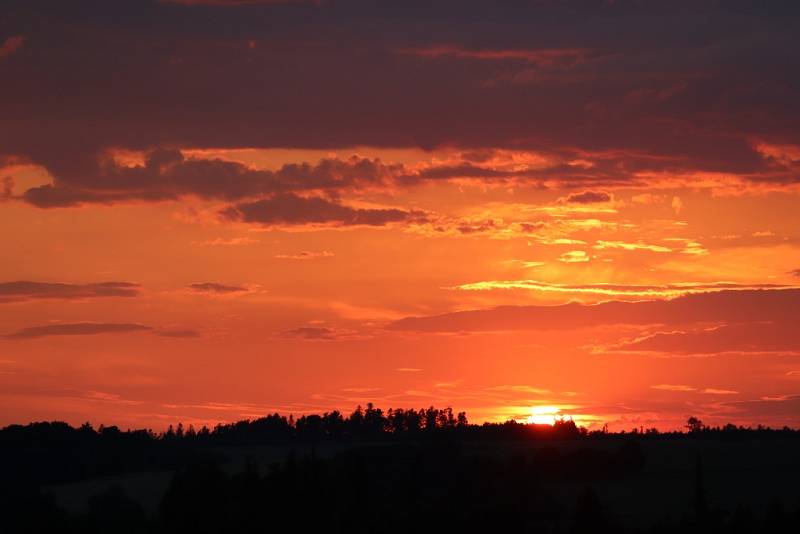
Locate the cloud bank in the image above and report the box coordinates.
[2,0,799,218]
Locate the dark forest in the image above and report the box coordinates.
[3,405,799,533]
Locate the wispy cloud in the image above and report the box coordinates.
[451,280,792,298]
[398,45,588,66]
[189,282,248,294]
[651,384,696,392]
[558,250,589,263]
[5,322,151,340]
[280,326,357,341]
[0,281,140,303]
[194,237,259,246]
[275,250,335,260]
[593,240,672,253]
[486,384,551,395]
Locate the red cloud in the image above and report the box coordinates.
[0,35,23,59]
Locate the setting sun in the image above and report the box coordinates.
[525,406,563,426]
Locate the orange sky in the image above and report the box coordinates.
[2,0,800,430]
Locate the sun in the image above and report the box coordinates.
[525,405,561,425]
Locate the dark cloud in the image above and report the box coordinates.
[616,322,800,354]
[22,151,399,208]
[189,282,248,293]
[221,193,425,227]
[389,289,800,333]
[17,147,636,212]
[561,191,612,204]
[0,281,140,303]
[789,269,800,277]
[725,395,800,419]
[412,164,512,182]
[456,220,498,234]
[2,0,799,203]
[392,287,800,357]
[406,161,629,186]
[162,0,314,5]
[5,322,151,340]
[280,326,353,341]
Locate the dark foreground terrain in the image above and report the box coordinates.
[2,406,799,533]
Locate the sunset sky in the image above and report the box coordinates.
[2,0,800,431]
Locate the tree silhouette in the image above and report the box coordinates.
[686,416,704,433]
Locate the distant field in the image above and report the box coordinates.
[44,442,360,515]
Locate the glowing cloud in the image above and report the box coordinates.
[558,250,589,263]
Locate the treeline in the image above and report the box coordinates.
[2,405,799,487]
[197,405,470,444]
[0,405,474,487]
[2,406,800,533]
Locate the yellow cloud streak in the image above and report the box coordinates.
[451,280,796,298]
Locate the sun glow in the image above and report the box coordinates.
[525,405,562,425]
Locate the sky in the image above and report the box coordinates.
[1,0,800,431]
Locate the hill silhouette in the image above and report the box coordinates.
[2,405,799,533]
